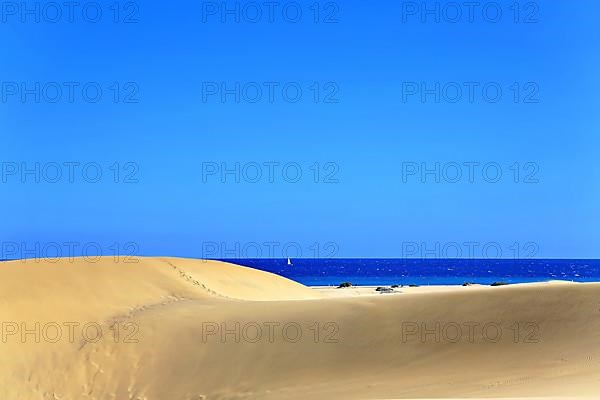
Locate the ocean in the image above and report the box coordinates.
[220,258,600,286]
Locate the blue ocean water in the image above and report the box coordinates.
[220,259,600,286]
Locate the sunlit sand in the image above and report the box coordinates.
[1,257,598,399]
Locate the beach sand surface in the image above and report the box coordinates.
[1,257,598,399]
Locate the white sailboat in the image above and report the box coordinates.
[287,258,293,266]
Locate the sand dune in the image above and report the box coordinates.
[1,257,598,399]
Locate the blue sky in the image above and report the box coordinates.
[1,1,599,259]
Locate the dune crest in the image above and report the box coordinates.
[157,257,322,301]
[1,257,599,399]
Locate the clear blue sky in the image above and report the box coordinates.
[1,1,599,259]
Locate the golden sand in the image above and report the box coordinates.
[1,257,598,399]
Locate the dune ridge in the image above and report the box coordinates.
[1,257,598,399]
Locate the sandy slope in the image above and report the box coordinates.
[1,257,598,399]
